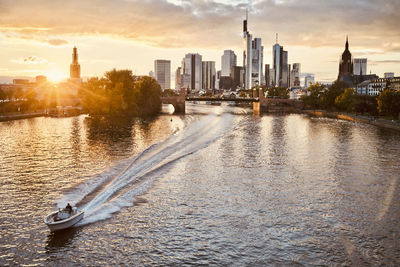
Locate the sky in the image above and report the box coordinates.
[0,0,399,84]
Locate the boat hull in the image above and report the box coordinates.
[44,210,84,231]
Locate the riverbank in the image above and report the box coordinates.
[304,110,400,131]
[0,111,46,122]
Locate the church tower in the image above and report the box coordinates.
[338,36,353,81]
[70,47,81,80]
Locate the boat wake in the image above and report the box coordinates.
[55,113,242,226]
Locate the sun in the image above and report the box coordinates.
[46,69,67,83]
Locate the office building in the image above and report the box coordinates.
[154,60,171,91]
[252,38,264,86]
[353,58,367,76]
[232,66,244,89]
[221,50,237,77]
[272,35,289,88]
[265,64,270,87]
[243,12,253,90]
[182,53,202,91]
[175,67,182,90]
[202,61,216,90]
[290,63,301,87]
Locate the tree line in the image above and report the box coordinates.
[79,69,161,117]
[301,81,400,118]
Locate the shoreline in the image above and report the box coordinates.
[0,112,46,122]
[303,110,400,131]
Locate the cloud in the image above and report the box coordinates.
[0,0,399,53]
[11,56,48,64]
[47,38,68,46]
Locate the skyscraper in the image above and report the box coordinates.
[353,58,367,76]
[154,60,171,91]
[70,46,81,80]
[182,53,202,91]
[202,61,216,90]
[252,38,264,86]
[221,50,237,77]
[272,35,289,88]
[265,64,270,87]
[243,11,253,90]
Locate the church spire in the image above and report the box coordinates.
[345,35,349,50]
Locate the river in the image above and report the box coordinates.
[1,103,399,265]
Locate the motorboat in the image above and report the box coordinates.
[44,205,84,232]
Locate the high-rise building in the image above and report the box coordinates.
[272,35,289,87]
[232,66,244,89]
[252,38,264,86]
[70,46,81,80]
[154,60,171,91]
[221,50,236,77]
[243,12,253,90]
[353,58,367,76]
[175,67,182,90]
[182,53,202,91]
[290,63,301,87]
[265,64,270,87]
[202,61,216,90]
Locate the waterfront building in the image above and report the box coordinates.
[202,61,216,90]
[154,60,171,91]
[356,76,400,96]
[252,38,264,86]
[221,50,237,77]
[182,53,202,91]
[353,58,367,76]
[70,47,81,81]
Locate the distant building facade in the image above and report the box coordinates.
[175,67,182,90]
[232,66,244,89]
[264,64,270,88]
[202,61,216,90]
[304,74,315,88]
[154,60,171,91]
[252,38,264,86]
[356,76,400,96]
[384,72,395,78]
[272,36,289,88]
[221,50,237,77]
[182,53,202,91]
[353,58,367,76]
[243,13,253,90]
[290,63,301,87]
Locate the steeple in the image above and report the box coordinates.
[345,35,349,51]
[70,46,81,79]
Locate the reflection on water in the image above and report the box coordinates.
[0,105,400,265]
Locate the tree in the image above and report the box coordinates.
[134,76,162,116]
[321,80,348,110]
[267,87,289,99]
[335,88,357,112]
[0,88,6,100]
[301,83,326,109]
[377,89,400,118]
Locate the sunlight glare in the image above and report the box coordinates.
[46,69,67,83]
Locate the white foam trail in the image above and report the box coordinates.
[56,113,240,226]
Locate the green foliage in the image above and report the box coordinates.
[321,80,348,110]
[335,88,357,112]
[238,91,247,98]
[81,70,161,117]
[353,95,378,115]
[267,87,289,99]
[377,89,400,117]
[301,83,326,109]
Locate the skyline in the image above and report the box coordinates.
[0,0,399,84]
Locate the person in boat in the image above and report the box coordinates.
[66,203,73,214]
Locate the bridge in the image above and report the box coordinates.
[161,88,303,114]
